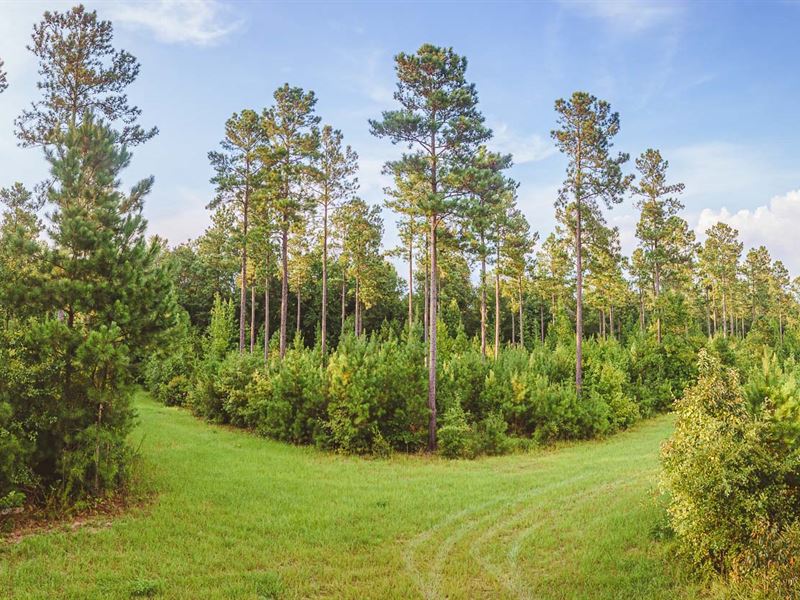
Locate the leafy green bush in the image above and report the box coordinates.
[661,349,800,593]
[437,402,475,459]
[326,333,427,454]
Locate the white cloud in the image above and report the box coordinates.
[695,190,800,275]
[108,0,242,46]
[490,122,555,165]
[561,0,683,33]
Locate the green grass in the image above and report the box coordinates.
[1,393,703,599]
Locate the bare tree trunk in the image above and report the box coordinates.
[280,222,289,359]
[610,306,615,341]
[721,290,728,338]
[423,244,429,345]
[239,186,249,353]
[480,247,487,358]
[705,287,711,338]
[250,284,256,353]
[655,262,662,345]
[354,276,360,336]
[518,278,524,348]
[264,265,270,360]
[511,311,516,345]
[296,290,301,335]
[427,216,438,451]
[495,245,501,360]
[575,201,584,395]
[321,200,329,356]
[408,226,414,332]
[341,276,346,333]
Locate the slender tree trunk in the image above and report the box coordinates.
[518,278,524,348]
[408,225,414,332]
[296,291,301,334]
[705,287,711,338]
[354,276,360,336]
[341,276,346,332]
[495,244,501,360]
[610,305,615,341]
[239,223,248,352]
[280,222,289,358]
[264,264,270,361]
[721,290,728,338]
[428,216,438,451]
[511,311,516,345]
[250,284,256,353]
[575,200,584,395]
[655,260,662,345]
[239,179,250,353]
[480,246,487,358]
[321,200,329,356]
[423,244,429,345]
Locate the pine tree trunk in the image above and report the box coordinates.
[296,290,301,335]
[264,265,270,361]
[250,284,256,353]
[427,215,438,451]
[341,276,346,332]
[423,245,429,345]
[495,244,501,360]
[321,200,328,356]
[511,311,516,345]
[721,290,728,338]
[408,225,414,332]
[239,182,249,353]
[705,287,711,338]
[575,200,583,395]
[280,222,289,359]
[518,278,524,348]
[354,276,360,336]
[480,247,487,358]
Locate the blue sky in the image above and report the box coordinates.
[1,0,799,271]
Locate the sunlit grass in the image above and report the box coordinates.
[1,392,702,599]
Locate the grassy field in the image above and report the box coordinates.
[1,393,702,599]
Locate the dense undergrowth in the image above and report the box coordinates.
[144,296,704,458]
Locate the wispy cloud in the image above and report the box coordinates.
[490,122,555,165]
[109,0,242,46]
[560,0,683,33]
[695,190,800,274]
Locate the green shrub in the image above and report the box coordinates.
[437,402,475,459]
[661,349,800,592]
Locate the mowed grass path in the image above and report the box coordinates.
[1,393,700,599]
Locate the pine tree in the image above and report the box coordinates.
[39,115,174,495]
[632,149,686,344]
[0,58,7,93]
[332,198,384,337]
[261,85,320,358]
[460,147,513,357]
[313,125,358,357]
[370,44,490,450]
[16,5,156,147]
[699,222,742,338]
[0,183,44,321]
[551,92,632,395]
[208,109,264,352]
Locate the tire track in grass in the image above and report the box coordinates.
[405,471,593,599]
[468,476,640,599]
